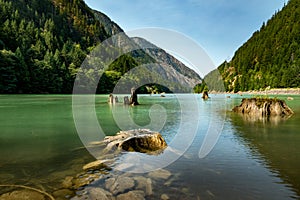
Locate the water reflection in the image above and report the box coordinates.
[229,105,300,198]
[234,112,293,126]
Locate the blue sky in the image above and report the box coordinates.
[84,0,285,68]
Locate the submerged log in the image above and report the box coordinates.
[233,98,294,117]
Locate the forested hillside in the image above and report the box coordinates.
[0,0,116,93]
[0,0,201,94]
[205,0,300,92]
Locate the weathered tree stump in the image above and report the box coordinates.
[130,87,139,105]
[108,93,114,104]
[124,96,130,105]
[202,91,209,100]
[233,98,294,117]
[101,129,167,155]
[114,96,119,103]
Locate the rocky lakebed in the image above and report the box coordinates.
[0,129,198,200]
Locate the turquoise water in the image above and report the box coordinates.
[0,94,299,199]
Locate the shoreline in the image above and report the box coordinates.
[241,88,300,95]
[210,88,300,96]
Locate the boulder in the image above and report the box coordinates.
[102,129,167,154]
[233,98,293,117]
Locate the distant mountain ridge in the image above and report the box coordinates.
[205,0,300,92]
[0,0,201,94]
[132,37,201,90]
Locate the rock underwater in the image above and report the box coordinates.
[66,130,177,200]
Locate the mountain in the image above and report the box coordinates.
[0,0,201,94]
[204,0,300,92]
[92,10,123,35]
[132,37,201,90]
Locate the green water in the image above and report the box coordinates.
[0,94,299,199]
[0,95,93,191]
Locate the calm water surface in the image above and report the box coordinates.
[0,94,299,199]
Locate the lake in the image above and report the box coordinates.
[0,94,299,199]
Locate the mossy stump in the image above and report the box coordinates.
[233,98,294,117]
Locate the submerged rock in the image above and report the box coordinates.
[102,129,167,154]
[148,169,171,180]
[52,189,74,199]
[161,194,170,200]
[133,176,153,196]
[82,159,110,171]
[71,188,113,200]
[0,190,45,200]
[233,98,294,117]
[86,188,113,200]
[116,190,145,200]
[72,175,92,188]
[61,176,74,188]
[105,176,135,195]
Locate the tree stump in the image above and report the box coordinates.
[202,91,209,100]
[114,96,119,103]
[233,98,294,117]
[130,87,139,105]
[108,93,114,104]
[124,96,130,105]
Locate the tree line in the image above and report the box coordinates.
[0,0,127,94]
[203,0,300,92]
